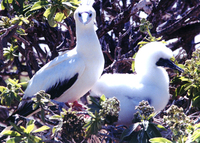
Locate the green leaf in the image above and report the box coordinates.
[41,108,45,122]
[6,137,22,143]
[31,135,42,142]
[87,111,95,118]
[138,41,148,46]
[19,82,28,86]
[182,83,192,91]
[179,76,190,82]
[8,78,21,88]
[89,96,101,108]
[170,57,175,62]
[192,129,200,141]
[14,93,21,102]
[26,124,35,133]
[1,0,10,11]
[151,123,167,131]
[147,113,156,120]
[10,91,15,101]
[8,78,18,85]
[43,7,52,18]
[177,64,185,70]
[49,114,62,120]
[0,86,6,92]
[70,0,81,5]
[54,12,66,22]
[31,1,50,11]
[84,120,93,129]
[2,130,21,137]
[174,84,187,97]
[16,28,27,35]
[19,125,26,133]
[9,122,23,133]
[44,6,57,27]
[32,102,39,110]
[131,53,137,72]
[5,96,11,106]
[52,126,57,134]
[27,120,35,126]
[1,1,5,10]
[156,36,162,41]
[100,94,106,102]
[120,123,140,141]
[8,0,13,4]
[146,123,162,138]
[48,6,57,22]
[129,131,140,142]
[193,95,200,107]
[32,125,50,133]
[21,17,29,24]
[149,137,172,143]
[194,123,200,129]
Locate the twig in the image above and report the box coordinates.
[13,33,30,46]
[56,21,75,49]
[97,2,135,38]
[103,44,114,62]
[0,23,18,40]
[157,4,200,35]
[33,33,45,65]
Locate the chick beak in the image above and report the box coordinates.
[156,58,184,72]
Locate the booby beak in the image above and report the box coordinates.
[156,58,184,72]
[79,12,92,25]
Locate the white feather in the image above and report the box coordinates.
[91,42,178,126]
[24,2,104,103]
[81,0,94,6]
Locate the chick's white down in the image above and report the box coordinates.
[91,42,183,126]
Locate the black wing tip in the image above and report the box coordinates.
[5,73,79,124]
[5,100,37,124]
[46,73,79,99]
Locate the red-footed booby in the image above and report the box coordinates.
[90,42,183,126]
[6,0,104,119]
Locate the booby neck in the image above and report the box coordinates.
[134,42,174,89]
[76,24,99,48]
[138,67,169,90]
[74,4,101,56]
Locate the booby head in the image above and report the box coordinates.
[74,0,96,26]
[135,42,183,74]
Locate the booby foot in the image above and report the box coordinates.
[72,101,86,111]
[50,100,69,112]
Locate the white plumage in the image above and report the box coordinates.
[90,42,183,126]
[15,0,104,117]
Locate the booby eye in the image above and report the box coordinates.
[89,13,92,17]
[78,13,81,17]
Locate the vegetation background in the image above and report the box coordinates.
[0,0,200,142]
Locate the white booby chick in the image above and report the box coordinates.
[9,0,104,118]
[90,42,183,126]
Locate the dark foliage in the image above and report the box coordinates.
[0,0,199,79]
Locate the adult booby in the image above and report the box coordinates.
[90,42,183,126]
[9,0,104,118]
